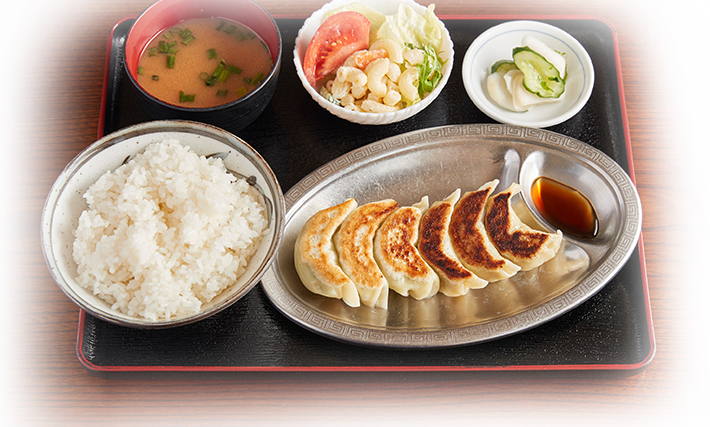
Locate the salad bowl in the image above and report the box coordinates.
[293,0,454,125]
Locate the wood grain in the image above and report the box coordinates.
[6,0,708,425]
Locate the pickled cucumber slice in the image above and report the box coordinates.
[491,60,518,75]
[521,35,567,79]
[512,47,565,98]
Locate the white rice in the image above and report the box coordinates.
[72,139,268,321]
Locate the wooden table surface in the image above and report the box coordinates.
[5,0,709,425]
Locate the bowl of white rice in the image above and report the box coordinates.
[41,120,284,328]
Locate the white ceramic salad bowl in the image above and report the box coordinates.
[293,0,454,125]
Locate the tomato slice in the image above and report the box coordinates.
[303,11,370,87]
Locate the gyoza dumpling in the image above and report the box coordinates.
[334,199,399,309]
[449,180,521,282]
[374,197,439,300]
[418,189,488,297]
[485,183,563,271]
[294,199,361,307]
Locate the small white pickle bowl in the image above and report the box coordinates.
[462,20,594,128]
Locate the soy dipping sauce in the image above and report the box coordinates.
[530,177,599,239]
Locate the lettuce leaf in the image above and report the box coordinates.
[417,44,444,96]
[375,4,442,50]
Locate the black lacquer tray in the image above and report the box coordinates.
[77,16,654,372]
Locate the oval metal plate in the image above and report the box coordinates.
[260,124,642,348]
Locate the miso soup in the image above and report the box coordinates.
[137,18,273,108]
